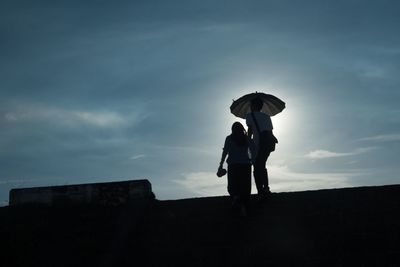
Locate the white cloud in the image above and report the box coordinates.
[305,147,376,159]
[174,164,366,197]
[305,150,351,159]
[130,154,146,160]
[359,134,400,142]
[0,178,41,185]
[4,113,19,121]
[199,23,246,33]
[3,105,126,128]
[73,111,124,127]
[152,144,215,155]
[174,172,227,197]
[268,164,361,192]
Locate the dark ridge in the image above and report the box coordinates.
[2,184,400,267]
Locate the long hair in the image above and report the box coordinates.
[231,122,247,147]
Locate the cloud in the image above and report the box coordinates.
[3,105,126,128]
[73,111,124,127]
[130,154,146,160]
[268,164,363,192]
[174,172,227,197]
[305,147,376,159]
[359,134,400,142]
[0,178,41,185]
[152,144,215,155]
[305,150,352,159]
[174,164,366,197]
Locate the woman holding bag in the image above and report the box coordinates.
[218,122,252,216]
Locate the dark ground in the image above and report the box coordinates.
[2,185,400,267]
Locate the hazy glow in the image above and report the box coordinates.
[271,108,294,137]
[1,1,399,203]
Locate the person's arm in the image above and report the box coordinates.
[247,126,253,139]
[219,150,228,169]
[219,137,229,169]
[246,114,253,138]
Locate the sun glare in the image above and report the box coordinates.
[271,108,293,138]
[231,87,296,138]
[210,82,302,153]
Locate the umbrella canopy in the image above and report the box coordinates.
[230,92,285,119]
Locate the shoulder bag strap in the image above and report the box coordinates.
[251,112,261,133]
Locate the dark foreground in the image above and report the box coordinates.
[2,185,400,267]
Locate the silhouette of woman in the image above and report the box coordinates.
[218,122,252,216]
[246,98,278,200]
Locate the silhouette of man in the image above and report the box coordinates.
[246,98,277,200]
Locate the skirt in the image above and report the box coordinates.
[227,163,252,201]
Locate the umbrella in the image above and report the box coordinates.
[230,92,285,119]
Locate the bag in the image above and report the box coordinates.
[216,167,227,177]
[251,112,278,152]
[259,131,278,152]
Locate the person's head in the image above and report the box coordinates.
[231,122,247,146]
[231,121,245,135]
[250,97,263,112]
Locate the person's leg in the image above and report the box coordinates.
[233,164,250,216]
[229,164,251,216]
[241,164,252,207]
[261,152,271,194]
[253,157,263,194]
[234,164,251,200]
[254,148,271,196]
[227,164,235,197]
[228,164,240,208]
[254,147,268,192]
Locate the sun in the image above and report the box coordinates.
[271,110,291,137]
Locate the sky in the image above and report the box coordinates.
[1,0,400,205]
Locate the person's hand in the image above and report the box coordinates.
[216,166,227,178]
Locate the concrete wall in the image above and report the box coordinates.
[9,179,154,206]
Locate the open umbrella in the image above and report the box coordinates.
[230,92,285,119]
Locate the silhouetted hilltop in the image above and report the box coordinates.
[2,185,400,267]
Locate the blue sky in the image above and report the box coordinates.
[1,0,400,204]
